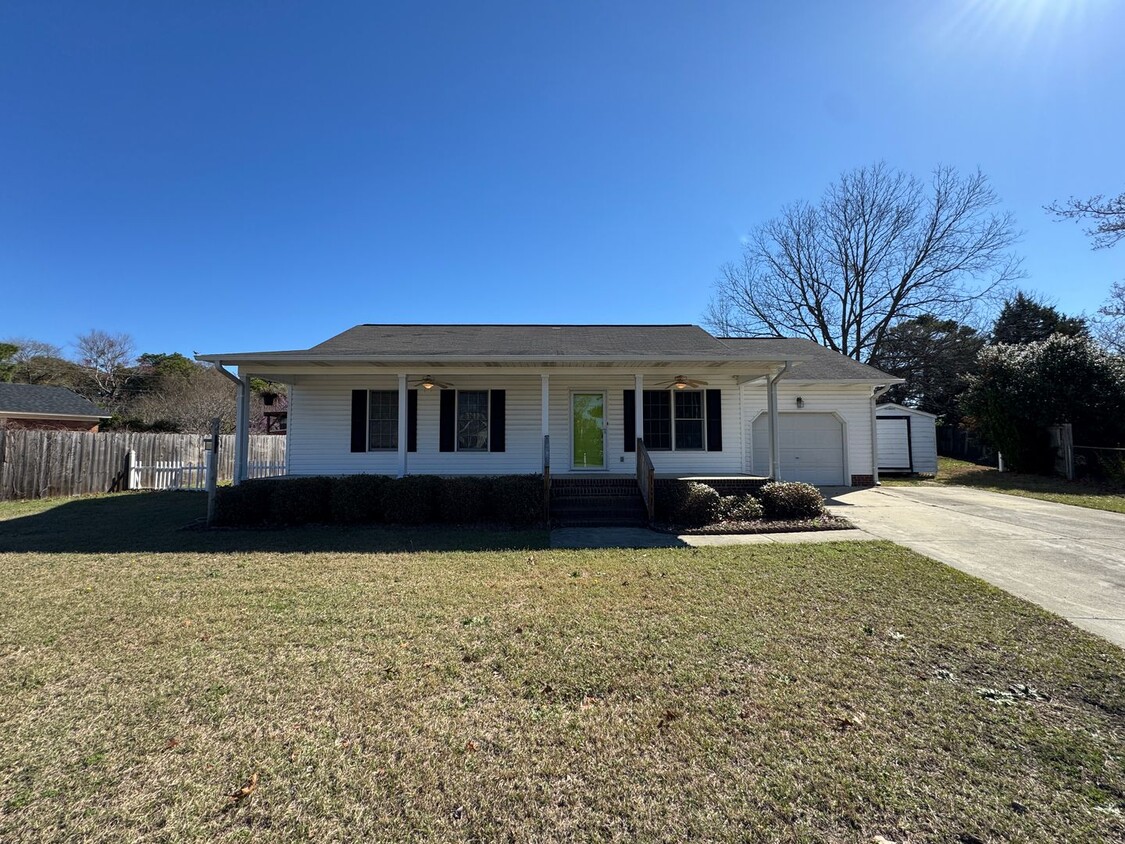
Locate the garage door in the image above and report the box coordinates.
[752,412,845,485]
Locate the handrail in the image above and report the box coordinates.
[635,437,655,524]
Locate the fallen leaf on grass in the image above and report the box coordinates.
[227,772,259,803]
[163,737,180,751]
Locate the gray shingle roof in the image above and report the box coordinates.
[717,337,899,382]
[309,324,735,357]
[0,383,109,418]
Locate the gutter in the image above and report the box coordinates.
[870,384,893,485]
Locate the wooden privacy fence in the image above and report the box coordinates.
[0,429,286,500]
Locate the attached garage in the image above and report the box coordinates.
[875,403,938,475]
[752,412,846,485]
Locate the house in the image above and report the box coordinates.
[197,325,903,500]
[0,383,110,431]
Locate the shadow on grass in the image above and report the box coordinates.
[0,492,550,554]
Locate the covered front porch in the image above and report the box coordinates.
[220,364,802,486]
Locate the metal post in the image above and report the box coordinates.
[205,417,221,525]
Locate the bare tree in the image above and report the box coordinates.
[129,366,236,433]
[708,163,1023,362]
[1048,191,1125,249]
[75,330,135,406]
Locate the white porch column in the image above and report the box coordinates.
[234,374,251,484]
[767,373,780,480]
[634,374,644,449]
[540,374,550,459]
[397,374,408,477]
[540,374,550,439]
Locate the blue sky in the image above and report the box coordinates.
[2,0,1122,358]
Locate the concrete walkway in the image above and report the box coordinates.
[827,485,1125,647]
[549,527,870,549]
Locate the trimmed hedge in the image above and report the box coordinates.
[214,473,545,528]
[331,474,389,524]
[656,481,721,528]
[718,494,764,521]
[758,481,825,520]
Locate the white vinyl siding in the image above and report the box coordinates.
[286,372,745,476]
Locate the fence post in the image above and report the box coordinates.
[124,449,136,490]
[206,417,220,526]
[1062,423,1075,481]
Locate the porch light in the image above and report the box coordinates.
[796,397,804,408]
[421,377,436,390]
[673,377,689,390]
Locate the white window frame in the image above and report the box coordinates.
[367,389,399,452]
[456,389,490,453]
[643,388,707,452]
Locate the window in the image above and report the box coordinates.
[674,391,704,450]
[457,390,489,451]
[641,389,705,451]
[642,391,672,450]
[368,390,399,450]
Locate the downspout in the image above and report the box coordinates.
[213,363,250,485]
[869,384,892,486]
[766,361,792,480]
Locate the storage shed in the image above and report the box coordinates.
[875,403,938,476]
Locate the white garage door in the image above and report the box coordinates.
[752,412,845,485]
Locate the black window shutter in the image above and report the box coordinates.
[623,390,636,452]
[439,390,456,452]
[407,389,418,452]
[350,390,367,453]
[706,389,723,452]
[489,390,506,452]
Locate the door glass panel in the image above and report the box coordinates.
[572,393,605,468]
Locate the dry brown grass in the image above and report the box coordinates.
[0,493,1123,842]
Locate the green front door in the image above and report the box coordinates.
[571,393,606,469]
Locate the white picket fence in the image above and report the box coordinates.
[132,455,286,491]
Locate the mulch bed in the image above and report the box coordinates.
[659,513,855,535]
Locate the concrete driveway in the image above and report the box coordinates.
[827,485,1125,647]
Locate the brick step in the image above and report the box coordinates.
[554,516,648,528]
[550,495,645,509]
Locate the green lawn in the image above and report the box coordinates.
[882,456,1125,514]
[1,493,1123,842]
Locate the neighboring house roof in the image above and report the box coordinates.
[0,383,109,419]
[717,337,900,382]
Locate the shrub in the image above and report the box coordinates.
[437,476,491,523]
[213,479,274,526]
[718,494,764,522]
[382,475,440,524]
[330,474,390,524]
[759,481,825,520]
[490,474,544,526]
[269,476,334,525]
[657,481,721,527]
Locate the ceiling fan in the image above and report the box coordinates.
[410,376,453,390]
[653,375,708,390]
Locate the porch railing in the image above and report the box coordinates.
[542,434,551,521]
[636,437,655,524]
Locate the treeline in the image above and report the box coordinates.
[0,331,282,434]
